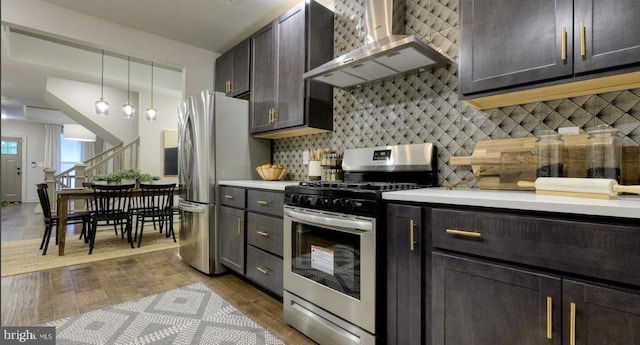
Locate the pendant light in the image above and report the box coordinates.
[146,62,157,122]
[95,50,109,116]
[122,56,135,119]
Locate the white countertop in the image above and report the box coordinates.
[218,180,299,191]
[383,188,640,219]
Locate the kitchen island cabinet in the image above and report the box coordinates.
[215,38,250,98]
[385,190,640,345]
[250,0,333,139]
[460,0,640,108]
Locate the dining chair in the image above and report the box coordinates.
[36,183,92,255]
[133,183,177,247]
[88,183,135,254]
[82,181,122,239]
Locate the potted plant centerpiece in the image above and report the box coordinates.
[118,168,140,185]
[92,173,122,184]
[91,170,160,187]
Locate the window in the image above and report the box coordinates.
[60,134,83,181]
[1,141,18,155]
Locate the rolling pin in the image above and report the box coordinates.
[517,178,640,199]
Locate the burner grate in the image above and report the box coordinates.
[298,180,420,191]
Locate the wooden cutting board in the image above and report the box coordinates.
[450,134,640,190]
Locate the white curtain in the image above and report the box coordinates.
[44,124,62,172]
[81,141,95,161]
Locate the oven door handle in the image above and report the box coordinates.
[285,209,373,232]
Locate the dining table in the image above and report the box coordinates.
[55,186,179,256]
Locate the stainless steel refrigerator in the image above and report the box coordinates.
[176,90,270,274]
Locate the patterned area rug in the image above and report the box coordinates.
[45,282,285,345]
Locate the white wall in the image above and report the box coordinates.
[45,77,138,146]
[1,120,46,202]
[1,0,217,98]
[137,90,181,183]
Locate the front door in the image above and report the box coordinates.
[1,136,23,203]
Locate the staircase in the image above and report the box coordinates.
[44,137,140,203]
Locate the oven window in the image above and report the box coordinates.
[291,221,361,300]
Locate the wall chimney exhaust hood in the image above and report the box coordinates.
[303,0,451,89]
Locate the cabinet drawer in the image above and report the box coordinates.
[220,186,245,208]
[432,208,640,286]
[247,212,283,256]
[246,245,283,297]
[247,189,283,217]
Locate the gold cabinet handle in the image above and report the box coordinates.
[446,229,482,238]
[228,80,232,93]
[268,109,273,123]
[561,27,567,61]
[257,200,269,205]
[546,296,552,339]
[579,22,586,57]
[570,302,576,345]
[256,266,269,274]
[236,216,242,234]
[257,230,270,237]
[272,109,277,122]
[224,194,234,199]
[225,80,229,93]
[409,219,416,251]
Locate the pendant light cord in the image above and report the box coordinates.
[127,56,131,102]
[101,50,105,98]
[150,62,154,106]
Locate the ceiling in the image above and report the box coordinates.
[1,0,335,123]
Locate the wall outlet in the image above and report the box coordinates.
[558,126,580,135]
[302,150,309,164]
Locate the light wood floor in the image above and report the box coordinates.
[1,202,315,344]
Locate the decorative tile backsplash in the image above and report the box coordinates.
[273,0,640,184]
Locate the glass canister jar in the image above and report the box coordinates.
[587,125,621,182]
[536,131,564,177]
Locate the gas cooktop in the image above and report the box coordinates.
[298,180,421,192]
[285,143,437,216]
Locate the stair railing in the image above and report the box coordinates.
[48,138,140,209]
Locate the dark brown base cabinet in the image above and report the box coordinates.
[432,253,562,345]
[386,202,640,345]
[563,280,640,345]
[219,186,285,297]
[433,253,640,345]
[244,189,285,297]
[219,205,245,274]
[430,206,640,345]
[219,186,246,274]
[386,204,430,345]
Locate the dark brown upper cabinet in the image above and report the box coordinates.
[573,0,640,74]
[250,0,334,139]
[215,38,250,98]
[460,0,640,109]
[460,0,573,96]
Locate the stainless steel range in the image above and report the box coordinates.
[283,143,436,345]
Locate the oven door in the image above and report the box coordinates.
[283,205,376,334]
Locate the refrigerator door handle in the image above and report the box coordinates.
[177,200,207,213]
